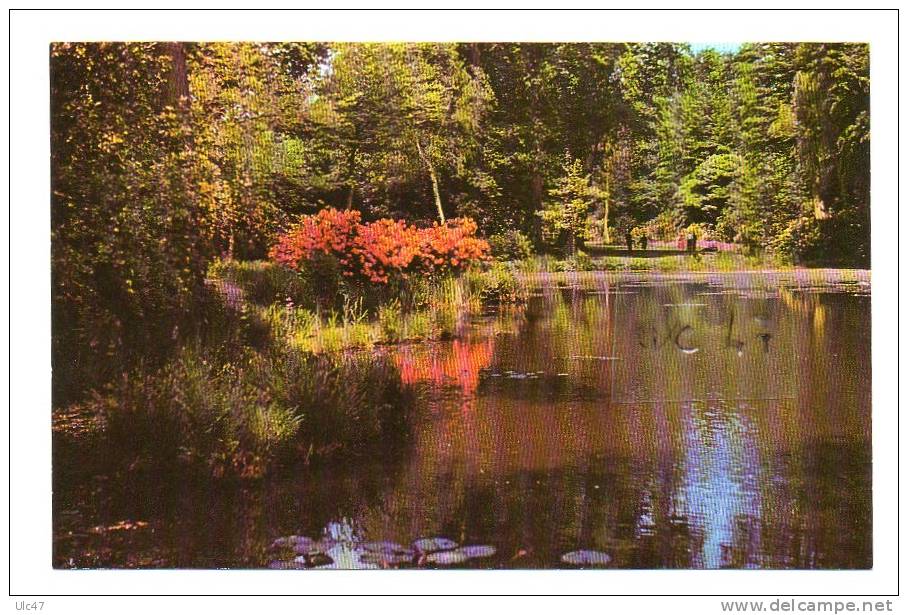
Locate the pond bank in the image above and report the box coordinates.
[53,263,870,481]
[54,270,872,569]
[518,267,871,287]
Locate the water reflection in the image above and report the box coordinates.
[395,338,494,414]
[54,274,872,569]
[681,404,762,568]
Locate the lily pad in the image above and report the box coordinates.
[359,551,414,566]
[294,552,334,567]
[270,535,317,552]
[561,550,612,567]
[267,559,308,570]
[361,541,409,555]
[413,537,458,553]
[318,543,378,569]
[425,550,469,565]
[453,545,497,559]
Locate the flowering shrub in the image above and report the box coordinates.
[269,208,361,270]
[418,218,491,274]
[353,218,423,283]
[270,208,490,285]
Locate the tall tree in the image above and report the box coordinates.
[322,43,493,224]
[50,43,216,402]
[792,44,869,243]
[538,154,601,254]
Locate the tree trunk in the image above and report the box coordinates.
[417,140,446,224]
[165,42,190,109]
[468,43,482,68]
[525,45,546,246]
[346,183,355,209]
[602,198,610,244]
[428,164,445,225]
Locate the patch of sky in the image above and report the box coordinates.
[689,42,742,55]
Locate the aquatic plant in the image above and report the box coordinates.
[477,262,526,304]
[96,342,415,479]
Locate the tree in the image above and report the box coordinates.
[613,43,694,224]
[675,153,742,225]
[50,40,874,407]
[189,42,324,258]
[792,43,869,262]
[50,43,217,403]
[538,155,601,254]
[322,43,493,224]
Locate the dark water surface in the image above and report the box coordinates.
[54,272,872,569]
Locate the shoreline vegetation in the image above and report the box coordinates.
[51,42,870,487]
[54,249,869,482]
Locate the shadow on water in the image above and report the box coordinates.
[54,273,872,569]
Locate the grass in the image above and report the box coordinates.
[54,259,519,480]
[504,249,793,274]
[208,259,524,353]
[207,258,310,305]
[64,339,416,480]
[206,251,795,360]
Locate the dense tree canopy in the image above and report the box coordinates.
[51,41,870,402]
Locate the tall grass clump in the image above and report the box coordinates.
[475,261,526,304]
[99,342,415,479]
[208,259,312,307]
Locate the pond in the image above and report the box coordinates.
[53,271,872,569]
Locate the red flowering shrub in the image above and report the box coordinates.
[352,218,423,283]
[268,208,361,270]
[418,218,490,274]
[270,208,490,285]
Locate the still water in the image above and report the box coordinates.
[54,271,872,569]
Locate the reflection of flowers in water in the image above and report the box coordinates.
[394,339,494,399]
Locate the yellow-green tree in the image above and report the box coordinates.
[538,155,601,255]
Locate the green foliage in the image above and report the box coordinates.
[207,258,515,352]
[791,43,870,263]
[557,249,596,272]
[476,262,525,304]
[538,155,601,254]
[100,343,414,478]
[51,41,871,408]
[769,216,823,263]
[188,43,325,258]
[488,229,534,261]
[640,210,683,241]
[51,43,217,405]
[319,43,494,222]
[208,259,311,306]
[675,153,742,224]
[684,223,711,241]
[612,214,637,240]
